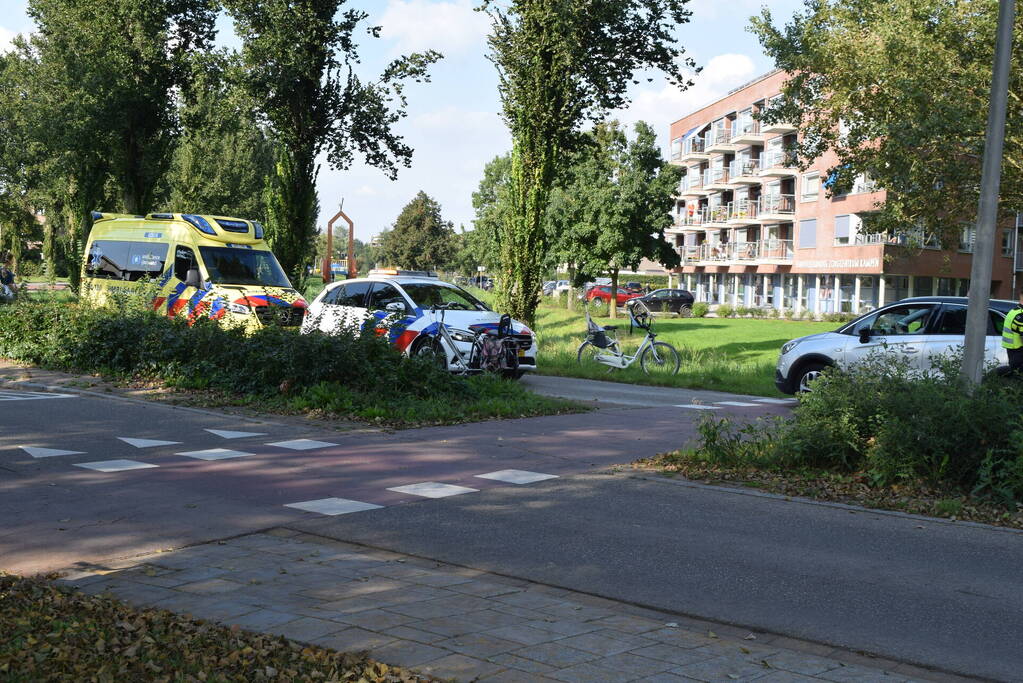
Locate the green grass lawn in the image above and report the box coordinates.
[533,303,837,396]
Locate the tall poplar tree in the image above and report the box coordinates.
[381,191,457,271]
[225,0,441,286]
[481,0,695,325]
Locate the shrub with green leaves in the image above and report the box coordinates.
[716,304,734,318]
[693,352,1023,503]
[690,302,709,318]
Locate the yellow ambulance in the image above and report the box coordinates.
[82,212,307,329]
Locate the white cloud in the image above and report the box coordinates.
[0,26,20,54]
[617,53,758,149]
[355,185,377,196]
[377,0,490,57]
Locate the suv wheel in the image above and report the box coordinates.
[796,362,827,393]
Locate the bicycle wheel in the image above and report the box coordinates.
[414,337,448,370]
[640,341,680,376]
[578,339,610,366]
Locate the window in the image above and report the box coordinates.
[913,276,934,296]
[935,305,1004,336]
[335,281,372,308]
[174,246,197,282]
[86,240,169,281]
[320,284,342,305]
[797,219,817,248]
[367,282,409,312]
[834,215,851,245]
[1003,229,1015,257]
[853,304,935,336]
[937,277,956,296]
[670,137,683,159]
[801,172,820,202]
[198,247,291,288]
[401,282,488,311]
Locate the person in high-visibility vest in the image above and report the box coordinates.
[1003,290,1023,374]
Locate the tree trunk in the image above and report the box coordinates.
[566,263,576,311]
[609,268,619,320]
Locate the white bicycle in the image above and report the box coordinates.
[576,300,680,376]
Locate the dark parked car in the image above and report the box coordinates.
[627,288,695,315]
[624,281,644,294]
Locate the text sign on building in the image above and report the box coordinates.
[798,258,881,270]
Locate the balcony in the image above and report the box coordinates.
[706,204,730,227]
[679,245,701,264]
[697,243,730,262]
[761,119,797,135]
[705,128,737,154]
[758,238,794,262]
[758,150,798,177]
[727,199,760,225]
[728,158,762,184]
[679,173,707,196]
[676,206,708,227]
[730,120,764,146]
[758,194,796,222]
[731,241,760,261]
[679,136,710,163]
[703,167,732,191]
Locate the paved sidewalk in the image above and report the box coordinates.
[59,529,954,682]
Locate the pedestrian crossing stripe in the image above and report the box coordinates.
[674,404,721,410]
[0,390,76,401]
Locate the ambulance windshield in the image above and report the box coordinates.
[199,247,291,288]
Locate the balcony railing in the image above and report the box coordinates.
[854,231,940,248]
[680,174,704,193]
[731,241,759,260]
[682,137,707,156]
[704,167,729,187]
[728,198,760,221]
[760,194,796,216]
[762,149,796,170]
[681,239,794,263]
[677,207,708,226]
[759,238,794,260]
[707,204,730,224]
[729,158,762,178]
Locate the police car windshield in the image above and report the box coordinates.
[199,247,292,288]
[401,282,490,311]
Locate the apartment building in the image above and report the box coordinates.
[667,69,1020,314]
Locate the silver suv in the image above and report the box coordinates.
[775,296,1013,394]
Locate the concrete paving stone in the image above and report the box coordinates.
[301,578,411,601]
[367,639,450,668]
[416,653,505,680]
[274,616,348,643]
[312,627,396,652]
[761,636,841,659]
[154,565,232,584]
[535,602,617,622]
[319,588,445,614]
[628,642,723,667]
[75,578,126,596]
[410,573,477,588]
[332,608,418,631]
[425,592,496,612]
[493,591,567,611]
[151,593,247,619]
[436,632,521,658]
[762,650,845,676]
[265,527,302,538]
[549,661,648,682]
[111,568,190,589]
[672,654,774,682]
[446,580,525,598]
[587,614,665,634]
[446,608,529,630]
[640,672,699,683]
[488,652,559,675]
[757,672,833,682]
[413,614,507,638]
[817,663,908,683]
[183,599,260,622]
[588,652,678,677]
[480,670,560,683]
[492,604,557,621]
[55,572,107,588]
[176,578,247,595]
[644,627,721,649]
[382,624,450,645]
[699,640,781,662]
[104,583,181,607]
[367,564,435,580]
[890,664,974,683]
[508,642,598,668]
[553,629,656,657]
[384,597,486,620]
[482,623,566,647]
[525,619,602,637]
[226,608,301,631]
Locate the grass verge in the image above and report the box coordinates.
[532,303,834,396]
[0,572,428,681]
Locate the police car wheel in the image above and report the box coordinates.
[414,338,447,369]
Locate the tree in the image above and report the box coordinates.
[159,51,275,220]
[481,0,695,325]
[465,154,512,276]
[548,121,681,319]
[381,191,457,271]
[750,0,1023,246]
[225,0,441,287]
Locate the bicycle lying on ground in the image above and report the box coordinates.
[414,302,521,376]
[577,299,681,376]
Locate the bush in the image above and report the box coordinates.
[690,301,709,318]
[692,351,1023,503]
[716,304,734,318]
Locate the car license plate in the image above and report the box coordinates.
[518,349,525,357]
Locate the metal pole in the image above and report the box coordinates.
[962,0,1015,386]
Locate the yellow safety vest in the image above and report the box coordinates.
[1003,306,1023,349]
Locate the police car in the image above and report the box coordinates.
[301,269,537,377]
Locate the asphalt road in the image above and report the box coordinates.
[521,373,791,407]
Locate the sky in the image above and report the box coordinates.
[2,0,806,242]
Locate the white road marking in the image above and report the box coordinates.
[74,459,158,473]
[673,404,721,410]
[204,429,267,439]
[267,439,337,451]
[0,390,76,401]
[284,498,383,516]
[753,398,798,404]
[19,446,85,459]
[177,448,254,461]
[388,482,479,498]
[476,470,559,485]
[118,437,181,448]
[715,401,760,407]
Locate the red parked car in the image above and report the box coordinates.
[585,285,642,307]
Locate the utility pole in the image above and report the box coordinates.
[962,0,1015,386]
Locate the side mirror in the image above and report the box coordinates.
[859,328,872,344]
[185,267,202,289]
[385,302,406,313]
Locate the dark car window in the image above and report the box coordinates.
[320,284,342,305]
[86,240,169,281]
[367,282,409,312]
[336,281,372,307]
[934,304,1004,336]
[174,246,197,282]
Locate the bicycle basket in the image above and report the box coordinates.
[477,333,505,372]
